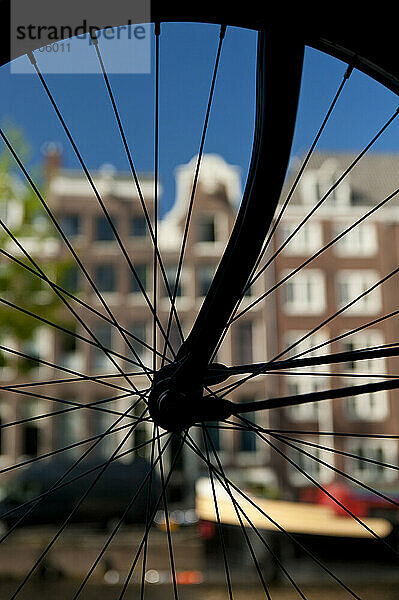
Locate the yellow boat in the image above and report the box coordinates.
[196,478,392,539]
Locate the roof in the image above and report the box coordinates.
[283,151,399,207]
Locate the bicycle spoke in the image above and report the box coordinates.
[0,394,144,436]
[289,317,399,366]
[7,404,148,598]
[0,383,145,418]
[117,432,187,600]
[221,345,399,379]
[27,53,176,360]
[0,127,162,376]
[214,338,397,411]
[216,275,399,405]
[0,296,153,377]
[0,219,153,388]
[0,420,138,477]
[204,427,273,599]
[161,24,227,365]
[0,426,157,527]
[252,427,399,546]
[0,344,151,395]
[91,25,186,357]
[0,423,155,569]
[230,106,399,324]
[273,432,399,475]
[239,189,399,324]
[201,425,234,599]
[4,373,135,393]
[269,273,399,368]
[91,28,184,344]
[211,63,354,361]
[230,377,399,413]
[140,423,157,600]
[71,426,165,599]
[194,428,305,598]
[235,419,399,500]
[0,246,170,365]
[219,422,399,439]
[263,369,399,379]
[238,416,398,544]
[213,338,399,400]
[183,432,363,600]
[157,427,180,599]
[153,23,161,371]
[244,66,353,290]
[209,343,399,384]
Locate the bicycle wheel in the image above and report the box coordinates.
[0,4,399,599]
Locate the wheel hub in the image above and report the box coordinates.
[148,363,233,432]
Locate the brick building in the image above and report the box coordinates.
[0,152,271,501]
[0,150,398,502]
[268,153,399,497]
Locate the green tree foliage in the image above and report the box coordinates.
[0,124,69,375]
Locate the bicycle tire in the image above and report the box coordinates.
[0,5,398,599]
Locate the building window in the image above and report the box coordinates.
[21,401,42,457]
[127,321,150,369]
[235,322,253,364]
[341,329,389,421]
[282,330,331,421]
[95,215,116,241]
[92,323,115,371]
[92,410,118,458]
[59,264,79,293]
[53,406,83,457]
[201,423,221,453]
[289,445,321,482]
[131,215,148,238]
[300,160,352,206]
[344,332,388,421]
[237,410,257,453]
[22,424,39,457]
[198,265,215,297]
[333,222,377,257]
[198,214,216,243]
[95,264,116,292]
[283,330,330,366]
[21,328,52,375]
[285,379,324,421]
[164,266,182,298]
[282,269,325,315]
[345,388,388,421]
[336,270,381,315]
[60,214,80,237]
[59,329,80,370]
[288,438,333,485]
[346,440,397,483]
[279,221,322,256]
[341,330,384,374]
[130,264,149,294]
[316,160,351,206]
[132,421,150,458]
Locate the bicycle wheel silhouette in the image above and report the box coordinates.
[0,4,399,599]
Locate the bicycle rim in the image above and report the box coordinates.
[0,8,398,600]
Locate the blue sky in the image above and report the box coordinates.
[0,22,398,216]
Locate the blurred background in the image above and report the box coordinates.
[0,20,398,599]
